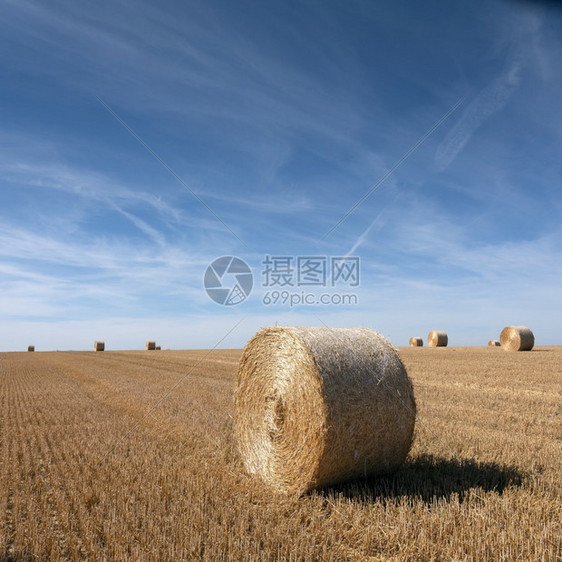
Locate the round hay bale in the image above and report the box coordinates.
[500,326,534,351]
[428,330,448,347]
[94,341,105,352]
[155,345,161,350]
[409,337,423,347]
[488,340,501,347]
[234,326,416,495]
[146,340,156,350]
[27,345,35,352]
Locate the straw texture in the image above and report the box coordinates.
[94,341,105,352]
[146,341,156,350]
[488,340,501,347]
[428,331,448,347]
[27,345,35,352]
[409,337,423,347]
[234,326,416,495]
[500,326,534,351]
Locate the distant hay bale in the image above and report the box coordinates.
[146,340,156,350]
[488,340,501,347]
[94,341,105,352]
[409,337,423,347]
[155,345,161,350]
[428,330,448,347]
[500,326,534,351]
[234,326,416,495]
[27,345,35,352]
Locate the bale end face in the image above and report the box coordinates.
[409,337,423,347]
[428,330,448,347]
[234,326,416,495]
[500,326,534,351]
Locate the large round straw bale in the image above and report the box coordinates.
[428,330,448,347]
[146,340,156,350]
[409,337,423,347]
[500,326,534,351]
[488,340,501,347]
[94,340,105,352]
[27,345,35,352]
[234,326,416,495]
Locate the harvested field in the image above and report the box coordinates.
[0,347,560,561]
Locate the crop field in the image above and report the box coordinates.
[0,346,560,561]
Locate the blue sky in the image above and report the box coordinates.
[1,0,561,350]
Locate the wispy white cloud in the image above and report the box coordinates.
[0,219,217,321]
[1,0,384,195]
[111,205,167,247]
[0,137,252,254]
[200,188,316,215]
[1,156,182,223]
[434,9,549,171]
[363,193,562,289]
[434,56,522,170]
[345,211,387,257]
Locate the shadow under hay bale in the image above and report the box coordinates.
[500,326,534,351]
[322,454,525,505]
[234,326,416,495]
[428,331,448,347]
